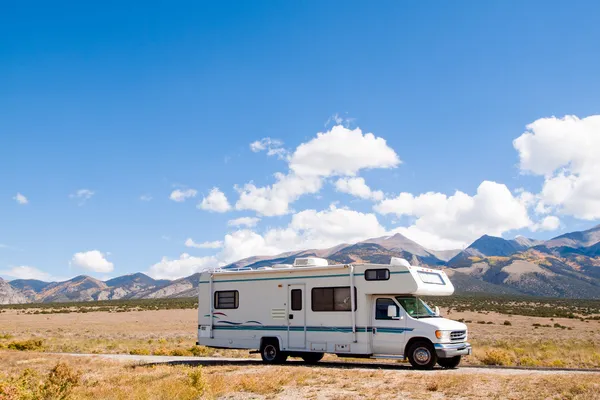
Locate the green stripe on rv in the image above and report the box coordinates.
[202,325,413,334]
[198,270,410,284]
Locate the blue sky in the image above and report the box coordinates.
[2,1,600,280]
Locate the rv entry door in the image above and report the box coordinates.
[287,284,306,349]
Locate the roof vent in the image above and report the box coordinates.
[390,257,411,267]
[293,257,328,267]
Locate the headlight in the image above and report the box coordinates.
[435,330,452,341]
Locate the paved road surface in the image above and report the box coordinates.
[57,353,600,375]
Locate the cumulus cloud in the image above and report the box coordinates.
[0,266,55,281]
[198,188,231,212]
[70,250,114,273]
[169,189,197,202]
[147,253,216,280]
[289,125,400,177]
[228,217,260,228]
[375,181,532,250]
[235,173,322,216]
[514,115,600,220]
[236,125,399,216]
[184,238,223,249]
[13,193,28,205]
[335,177,384,201]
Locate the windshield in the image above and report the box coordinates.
[395,296,437,318]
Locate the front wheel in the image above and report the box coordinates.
[438,356,461,369]
[407,341,437,370]
[260,341,288,364]
[301,352,324,364]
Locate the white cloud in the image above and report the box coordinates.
[140,194,153,201]
[289,125,400,177]
[236,125,399,216]
[513,115,600,220]
[69,189,95,205]
[250,137,287,159]
[13,193,28,205]
[185,238,223,249]
[70,250,114,273]
[235,173,322,216]
[375,181,532,250]
[169,189,197,202]
[198,187,231,212]
[228,217,260,228]
[220,205,386,263]
[335,177,384,201]
[0,266,54,281]
[531,216,561,232]
[147,253,216,280]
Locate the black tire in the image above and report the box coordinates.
[301,352,324,364]
[407,341,437,370]
[260,340,288,364]
[438,356,461,369]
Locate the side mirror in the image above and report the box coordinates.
[434,306,440,316]
[387,305,397,318]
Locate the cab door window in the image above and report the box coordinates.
[375,298,398,320]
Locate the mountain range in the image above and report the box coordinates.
[2,225,600,304]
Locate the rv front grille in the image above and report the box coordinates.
[450,330,466,341]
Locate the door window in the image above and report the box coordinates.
[291,289,302,311]
[375,298,398,320]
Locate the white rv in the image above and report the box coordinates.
[197,257,471,369]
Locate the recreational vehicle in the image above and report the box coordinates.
[197,257,471,369]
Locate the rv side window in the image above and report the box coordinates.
[365,269,390,281]
[291,289,302,311]
[375,298,398,320]
[214,290,239,309]
[311,287,357,312]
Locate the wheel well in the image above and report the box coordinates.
[404,337,433,356]
[260,337,281,350]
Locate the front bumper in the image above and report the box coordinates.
[434,342,472,358]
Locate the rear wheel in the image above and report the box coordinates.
[260,340,288,364]
[407,341,437,370]
[438,356,461,369]
[301,352,324,364]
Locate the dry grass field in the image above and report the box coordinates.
[1,351,599,400]
[1,300,600,399]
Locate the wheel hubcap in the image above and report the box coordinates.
[264,345,277,360]
[414,347,431,365]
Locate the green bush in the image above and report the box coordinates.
[7,339,44,351]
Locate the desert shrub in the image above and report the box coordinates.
[42,362,81,400]
[189,345,210,357]
[0,363,80,400]
[7,339,43,351]
[503,320,512,326]
[129,348,150,355]
[479,349,513,366]
[187,367,207,395]
[477,321,486,324]
[486,321,494,325]
[0,333,13,340]
[170,348,192,356]
[152,348,170,356]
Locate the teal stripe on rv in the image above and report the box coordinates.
[203,325,414,334]
[198,270,410,284]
